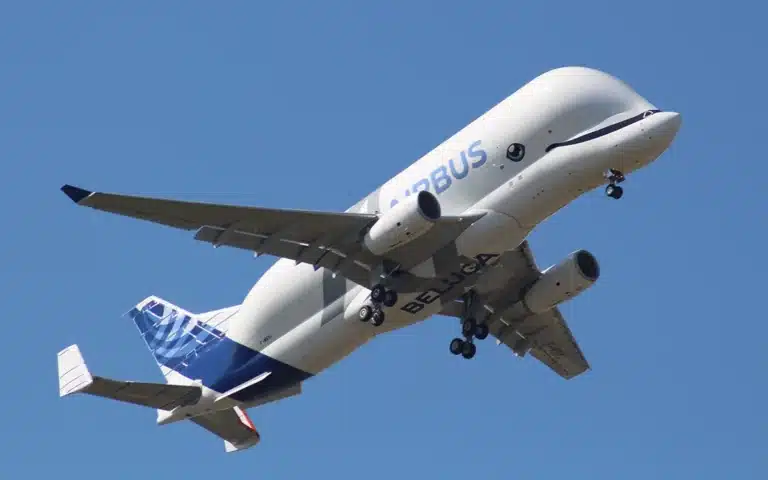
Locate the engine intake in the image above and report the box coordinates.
[519,249,600,314]
[363,191,441,256]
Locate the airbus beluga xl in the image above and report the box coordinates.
[57,66,681,452]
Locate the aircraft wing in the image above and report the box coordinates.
[440,241,590,379]
[491,307,590,379]
[61,185,482,292]
[191,407,261,453]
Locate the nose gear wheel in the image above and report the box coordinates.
[604,169,625,199]
[605,184,623,199]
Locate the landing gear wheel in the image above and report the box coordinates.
[461,341,477,359]
[358,305,373,322]
[461,318,477,337]
[370,284,387,303]
[474,323,489,340]
[382,290,398,307]
[370,308,385,326]
[606,184,624,199]
[449,338,464,355]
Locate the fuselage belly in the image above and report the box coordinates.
[219,66,681,404]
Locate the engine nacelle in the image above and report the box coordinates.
[517,250,600,314]
[363,190,441,256]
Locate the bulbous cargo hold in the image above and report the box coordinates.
[363,191,442,256]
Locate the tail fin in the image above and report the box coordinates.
[125,296,240,383]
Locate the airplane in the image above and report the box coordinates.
[57,66,681,452]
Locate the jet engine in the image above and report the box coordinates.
[505,250,600,317]
[363,190,441,256]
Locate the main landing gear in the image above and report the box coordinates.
[449,292,489,360]
[604,169,625,199]
[358,283,398,327]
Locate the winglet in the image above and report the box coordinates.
[57,344,94,397]
[61,184,93,204]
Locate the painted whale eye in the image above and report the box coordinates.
[506,143,525,162]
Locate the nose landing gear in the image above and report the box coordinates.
[604,169,625,199]
[605,184,623,199]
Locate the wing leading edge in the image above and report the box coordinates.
[60,184,483,292]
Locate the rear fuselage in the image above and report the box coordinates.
[173,66,681,415]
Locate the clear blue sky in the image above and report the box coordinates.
[2,2,765,478]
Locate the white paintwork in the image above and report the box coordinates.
[510,251,599,316]
[59,66,682,450]
[57,345,93,397]
[362,191,440,255]
[231,66,681,375]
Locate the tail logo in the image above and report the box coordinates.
[128,300,224,371]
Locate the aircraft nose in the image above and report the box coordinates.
[640,111,682,156]
[657,111,682,143]
[610,110,682,170]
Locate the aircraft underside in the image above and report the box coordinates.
[57,66,681,452]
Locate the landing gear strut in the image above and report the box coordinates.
[449,291,489,360]
[359,283,398,327]
[604,169,625,199]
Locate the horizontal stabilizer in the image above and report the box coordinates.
[57,344,202,410]
[192,406,261,453]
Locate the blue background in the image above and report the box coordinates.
[2,2,765,478]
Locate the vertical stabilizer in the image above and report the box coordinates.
[125,296,240,383]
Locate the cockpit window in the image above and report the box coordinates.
[545,109,661,153]
[506,143,526,162]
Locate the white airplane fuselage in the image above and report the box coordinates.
[160,66,681,421]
